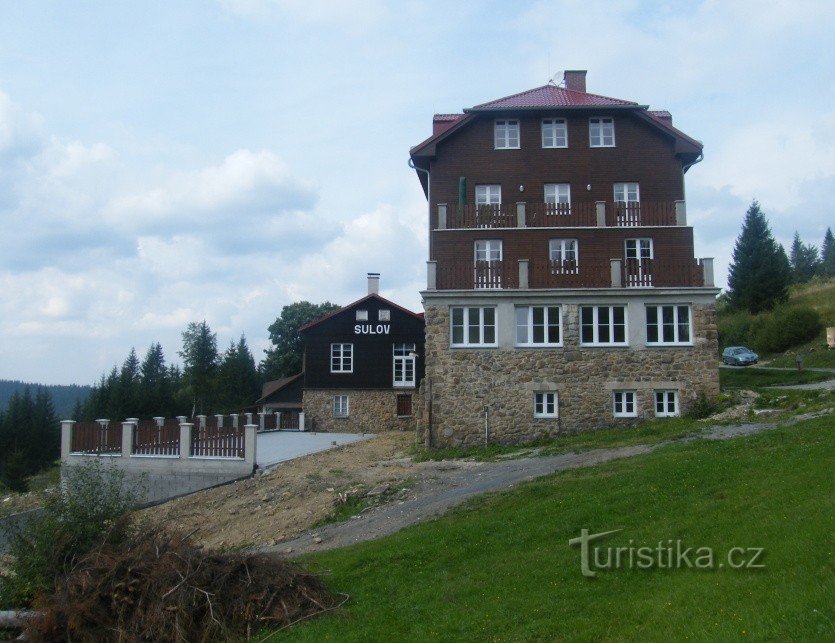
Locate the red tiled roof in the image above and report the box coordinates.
[468,84,639,110]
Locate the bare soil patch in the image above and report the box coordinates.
[141,432,419,550]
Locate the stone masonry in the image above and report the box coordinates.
[418,296,719,448]
[303,389,417,433]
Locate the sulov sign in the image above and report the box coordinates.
[354,324,391,335]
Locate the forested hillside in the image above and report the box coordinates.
[0,380,90,419]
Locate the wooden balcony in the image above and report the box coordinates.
[435,201,686,230]
[428,256,710,290]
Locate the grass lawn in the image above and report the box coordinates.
[273,417,834,641]
[719,366,833,388]
[767,348,835,369]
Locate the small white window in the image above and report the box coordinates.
[646,305,691,345]
[534,392,559,418]
[475,184,502,206]
[544,184,571,215]
[654,390,679,417]
[378,309,390,321]
[549,239,578,274]
[614,182,640,204]
[330,343,353,373]
[590,117,615,147]
[625,238,654,286]
[542,119,567,148]
[495,119,520,149]
[356,310,368,321]
[580,306,628,346]
[450,306,497,347]
[515,306,561,346]
[613,390,637,417]
[333,395,349,418]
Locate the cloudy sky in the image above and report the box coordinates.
[1,0,833,385]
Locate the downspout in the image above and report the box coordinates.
[680,151,704,201]
[409,157,432,260]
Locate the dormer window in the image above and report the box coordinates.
[542,119,567,148]
[589,117,615,147]
[494,120,519,149]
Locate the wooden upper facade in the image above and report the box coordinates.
[410,72,711,291]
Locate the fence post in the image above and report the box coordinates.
[61,420,75,459]
[275,411,282,429]
[122,420,136,457]
[215,414,224,429]
[258,412,266,431]
[596,201,606,227]
[197,415,206,429]
[675,200,687,226]
[153,416,164,427]
[299,412,306,432]
[437,203,447,230]
[518,259,529,289]
[244,424,258,466]
[516,202,526,228]
[610,259,623,287]
[176,415,187,423]
[179,422,192,459]
[245,412,253,425]
[701,257,715,287]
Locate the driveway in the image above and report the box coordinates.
[256,431,375,469]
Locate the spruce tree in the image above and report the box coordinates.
[727,200,790,313]
[179,321,219,415]
[821,227,835,277]
[789,231,820,283]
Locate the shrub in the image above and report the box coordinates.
[685,391,716,420]
[719,305,823,355]
[0,459,143,608]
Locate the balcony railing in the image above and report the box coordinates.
[428,256,710,290]
[436,201,685,230]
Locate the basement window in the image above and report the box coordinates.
[654,390,679,417]
[333,395,349,418]
[534,392,559,418]
[613,390,637,418]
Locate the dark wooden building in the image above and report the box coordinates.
[409,70,720,447]
[260,274,425,433]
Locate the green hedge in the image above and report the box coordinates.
[718,305,823,354]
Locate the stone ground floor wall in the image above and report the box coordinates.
[303,389,417,433]
[418,295,719,448]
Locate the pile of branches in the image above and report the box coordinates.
[27,528,345,641]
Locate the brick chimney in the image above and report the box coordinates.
[563,70,587,93]
[367,272,380,295]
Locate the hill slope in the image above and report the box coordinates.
[0,380,91,418]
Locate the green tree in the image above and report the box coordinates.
[217,335,261,411]
[179,321,219,415]
[820,227,835,277]
[261,301,340,379]
[139,342,171,417]
[727,200,790,313]
[789,231,820,283]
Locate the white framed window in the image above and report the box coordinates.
[333,395,349,418]
[515,306,562,346]
[494,119,520,149]
[589,117,615,147]
[330,343,353,373]
[393,343,416,387]
[580,306,628,346]
[544,183,571,215]
[549,238,578,274]
[614,182,640,204]
[534,392,559,418]
[450,306,497,347]
[646,305,692,345]
[625,238,653,287]
[378,309,390,321]
[613,390,637,418]
[356,310,368,321]
[474,240,503,288]
[654,390,679,417]
[542,118,568,148]
[475,184,502,206]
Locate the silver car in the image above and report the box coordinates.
[722,346,759,366]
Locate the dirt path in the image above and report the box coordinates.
[259,422,785,558]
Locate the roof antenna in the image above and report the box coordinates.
[548,69,564,87]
